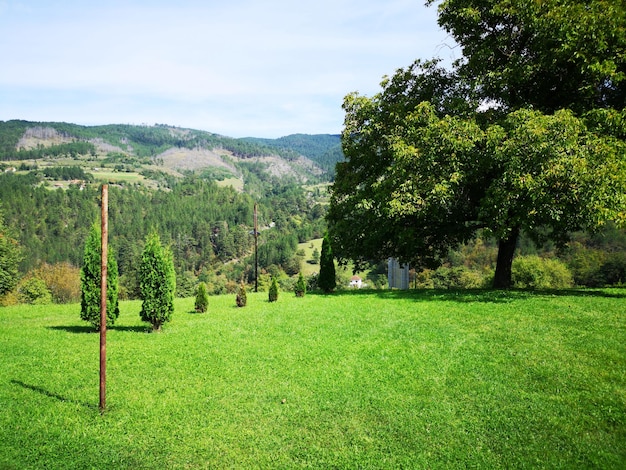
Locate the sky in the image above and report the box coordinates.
[0,0,456,138]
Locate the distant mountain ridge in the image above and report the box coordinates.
[0,120,344,183]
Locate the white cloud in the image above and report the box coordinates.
[0,0,454,137]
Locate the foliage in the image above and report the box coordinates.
[139,232,176,331]
[431,266,487,290]
[194,282,209,313]
[268,277,279,302]
[176,270,197,299]
[318,232,336,293]
[17,277,51,304]
[431,0,626,114]
[294,272,306,297]
[43,166,93,182]
[0,209,21,297]
[511,256,574,289]
[236,283,247,307]
[80,224,120,329]
[565,245,626,287]
[33,262,81,304]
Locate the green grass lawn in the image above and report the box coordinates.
[297,238,323,277]
[1,289,625,468]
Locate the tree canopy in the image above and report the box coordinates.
[328,0,626,288]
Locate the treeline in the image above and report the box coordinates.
[1,141,96,161]
[43,166,93,181]
[0,173,326,299]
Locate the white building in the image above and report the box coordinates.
[388,258,410,289]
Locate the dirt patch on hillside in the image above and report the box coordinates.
[158,147,237,173]
[17,127,74,150]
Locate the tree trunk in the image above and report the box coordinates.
[493,227,520,289]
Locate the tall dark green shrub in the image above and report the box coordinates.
[195,282,209,313]
[318,232,336,293]
[80,224,120,330]
[294,272,306,297]
[139,232,176,331]
[268,277,279,302]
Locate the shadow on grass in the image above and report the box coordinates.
[47,325,149,334]
[309,287,626,303]
[10,379,96,409]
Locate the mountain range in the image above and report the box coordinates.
[0,120,344,189]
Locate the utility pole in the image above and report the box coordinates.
[254,203,258,292]
[99,184,108,412]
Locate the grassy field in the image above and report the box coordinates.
[297,238,323,277]
[1,289,625,469]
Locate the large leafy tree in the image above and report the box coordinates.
[329,0,626,288]
[80,224,120,329]
[139,232,176,331]
[0,208,22,297]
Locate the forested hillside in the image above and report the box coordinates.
[0,172,326,298]
[242,134,343,176]
[0,120,342,303]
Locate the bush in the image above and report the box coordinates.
[34,262,80,303]
[236,283,247,307]
[566,247,606,287]
[294,272,306,297]
[432,266,486,289]
[511,256,573,289]
[18,277,52,305]
[194,282,209,313]
[600,252,626,286]
[268,277,279,302]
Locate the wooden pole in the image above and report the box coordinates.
[254,203,258,293]
[99,184,108,412]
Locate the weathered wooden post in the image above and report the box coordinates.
[99,184,108,412]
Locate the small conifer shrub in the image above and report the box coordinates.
[195,282,209,313]
[236,282,247,307]
[268,277,279,302]
[295,272,306,297]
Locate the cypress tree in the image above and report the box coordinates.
[268,277,279,302]
[236,282,247,307]
[294,272,306,297]
[80,224,120,330]
[195,282,209,313]
[318,232,336,293]
[139,232,176,331]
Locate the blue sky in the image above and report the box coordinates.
[0,0,456,138]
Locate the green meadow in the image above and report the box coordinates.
[1,290,625,469]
